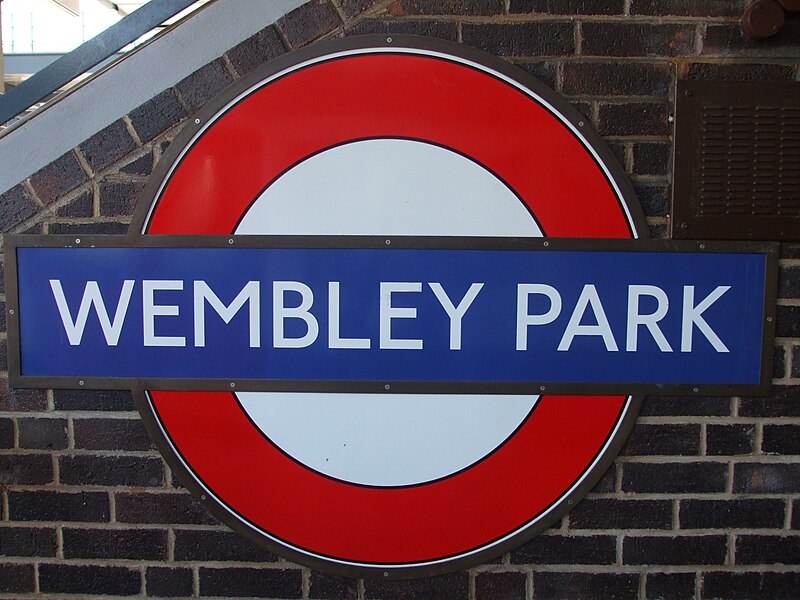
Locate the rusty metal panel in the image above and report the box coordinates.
[672,80,800,241]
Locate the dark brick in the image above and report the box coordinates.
[622,462,728,493]
[171,470,185,488]
[774,345,786,378]
[642,396,731,417]
[40,564,140,596]
[608,141,627,168]
[734,462,800,494]
[598,102,670,136]
[680,498,785,529]
[702,572,800,599]
[0,260,4,293]
[146,566,194,598]
[0,418,12,448]
[646,572,696,600]
[624,535,726,565]
[174,529,277,562]
[739,387,800,417]
[53,389,135,411]
[278,0,342,48]
[570,499,672,529]
[779,266,800,299]
[309,571,358,599]
[763,425,800,455]
[511,534,616,564]
[706,424,754,456]
[736,535,800,564]
[340,0,378,18]
[794,499,800,529]
[0,526,57,556]
[624,424,700,456]
[0,299,6,331]
[582,23,696,57]
[631,0,745,17]
[462,22,575,56]
[0,339,6,371]
[570,100,592,119]
[17,418,68,450]
[120,152,154,176]
[648,222,667,239]
[129,88,187,143]
[590,464,616,492]
[533,572,639,599]
[782,243,800,259]
[59,455,164,487]
[348,19,458,40]
[116,491,215,524]
[636,183,670,217]
[511,0,624,14]
[0,453,53,484]
[63,527,167,560]
[177,59,234,112]
[29,151,88,205]
[0,184,38,232]
[702,22,800,57]
[633,143,671,175]
[200,567,302,598]
[562,61,672,96]
[399,1,504,15]
[686,61,797,81]
[98,179,145,217]
[78,119,138,173]
[794,346,800,378]
[365,573,469,600]
[226,26,286,76]
[55,190,93,217]
[0,563,35,593]
[475,572,527,600]
[73,417,153,451]
[513,60,558,88]
[48,220,129,235]
[9,491,110,522]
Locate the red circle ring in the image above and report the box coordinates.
[130,35,647,577]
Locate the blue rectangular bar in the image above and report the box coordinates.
[9,240,774,393]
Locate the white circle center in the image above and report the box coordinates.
[236,139,541,487]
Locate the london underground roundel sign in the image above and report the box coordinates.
[131,35,646,577]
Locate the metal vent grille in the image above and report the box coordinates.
[672,81,800,240]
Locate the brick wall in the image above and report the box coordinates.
[1,0,798,598]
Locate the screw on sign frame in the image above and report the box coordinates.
[129,36,645,577]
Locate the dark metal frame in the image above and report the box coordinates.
[5,233,779,397]
[0,0,208,126]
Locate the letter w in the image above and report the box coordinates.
[50,280,135,346]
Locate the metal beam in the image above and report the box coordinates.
[95,0,129,17]
[0,0,200,124]
[4,53,125,76]
[48,1,81,17]
[0,4,4,95]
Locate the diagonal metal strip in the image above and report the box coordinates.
[0,0,203,124]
